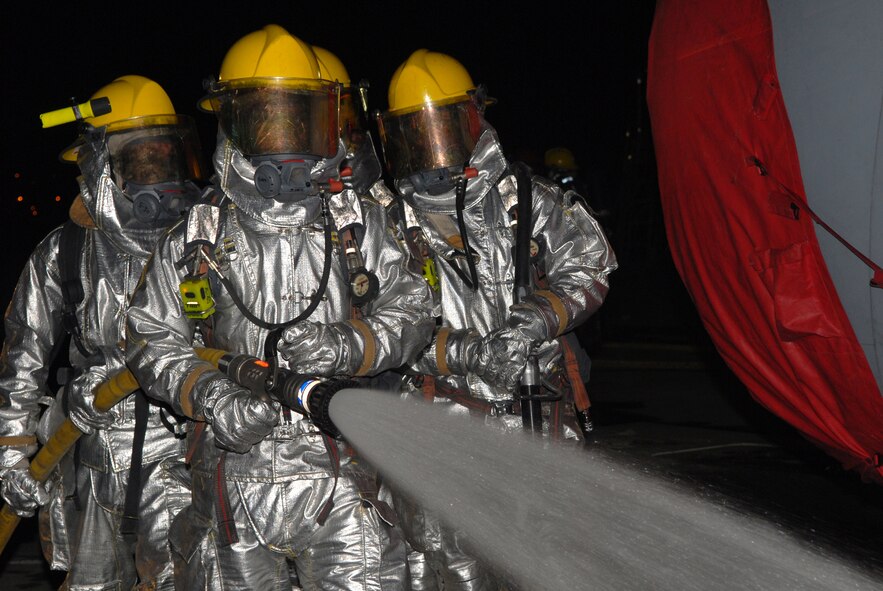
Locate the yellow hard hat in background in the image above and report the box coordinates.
[312,44,364,143]
[313,45,350,86]
[544,146,578,170]
[60,75,178,162]
[386,49,476,114]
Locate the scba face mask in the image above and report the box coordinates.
[409,165,464,196]
[251,148,344,201]
[105,117,205,224]
[210,82,343,201]
[128,180,202,224]
[253,156,315,200]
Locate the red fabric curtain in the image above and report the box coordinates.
[646,0,883,482]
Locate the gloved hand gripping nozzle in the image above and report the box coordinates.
[217,352,356,439]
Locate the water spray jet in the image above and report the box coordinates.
[328,388,883,591]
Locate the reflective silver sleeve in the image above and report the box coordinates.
[336,200,435,376]
[126,231,226,419]
[0,229,65,467]
[526,177,617,339]
[408,327,480,377]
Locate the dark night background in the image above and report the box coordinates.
[2,1,674,341]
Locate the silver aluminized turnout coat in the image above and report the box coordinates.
[401,130,616,414]
[126,136,434,590]
[390,129,617,591]
[0,141,190,590]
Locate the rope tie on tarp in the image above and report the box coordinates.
[750,156,883,288]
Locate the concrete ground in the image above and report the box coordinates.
[589,342,883,575]
[1,336,882,589]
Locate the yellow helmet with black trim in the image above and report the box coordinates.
[60,75,183,162]
[377,49,489,182]
[199,24,339,160]
[545,146,578,171]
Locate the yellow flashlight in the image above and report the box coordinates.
[39,97,111,129]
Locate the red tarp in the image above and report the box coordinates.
[646,0,883,482]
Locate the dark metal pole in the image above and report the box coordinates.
[512,162,543,433]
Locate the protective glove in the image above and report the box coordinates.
[466,326,533,392]
[201,379,280,454]
[67,370,115,435]
[278,321,357,377]
[507,301,553,343]
[0,460,53,517]
[465,302,550,392]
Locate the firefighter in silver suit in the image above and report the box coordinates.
[0,75,204,589]
[125,25,433,590]
[375,49,617,590]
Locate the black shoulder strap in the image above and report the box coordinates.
[120,390,149,540]
[58,221,98,362]
[511,162,534,302]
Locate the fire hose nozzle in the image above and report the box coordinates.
[217,351,354,438]
[273,373,357,439]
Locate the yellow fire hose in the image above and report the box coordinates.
[0,347,227,556]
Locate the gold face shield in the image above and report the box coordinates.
[376,97,483,181]
[339,88,359,148]
[101,115,204,186]
[205,79,340,159]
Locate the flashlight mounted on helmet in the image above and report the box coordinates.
[39,97,113,129]
[47,76,205,228]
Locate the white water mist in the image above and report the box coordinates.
[330,388,882,590]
